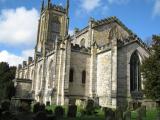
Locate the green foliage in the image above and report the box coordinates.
[141,35,160,100]
[131,108,159,120]
[0,62,16,101]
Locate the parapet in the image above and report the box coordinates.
[28,57,33,65]
[71,43,91,54]
[23,61,27,68]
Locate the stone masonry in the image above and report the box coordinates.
[14,0,150,109]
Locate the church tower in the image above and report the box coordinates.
[35,0,69,55]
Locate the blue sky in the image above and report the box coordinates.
[0,0,160,66]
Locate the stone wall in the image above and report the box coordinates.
[72,30,90,48]
[97,51,112,107]
[69,51,91,98]
[117,41,150,108]
[15,79,32,98]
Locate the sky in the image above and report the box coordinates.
[0,0,160,66]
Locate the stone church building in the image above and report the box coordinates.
[14,0,150,109]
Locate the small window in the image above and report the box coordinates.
[69,69,74,82]
[82,70,86,84]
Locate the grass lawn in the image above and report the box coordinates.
[131,108,159,120]
[46,104,159,120]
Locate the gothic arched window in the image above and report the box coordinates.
[69,69,74,83]
[82,70,86,84]
[48,61,54,88]
[51,16,60,34]
[38,66,42,90]
[51,17,60,41]
[130,51,141,92]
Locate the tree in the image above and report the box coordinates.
[141,35,160,100]
[0,62,16,101]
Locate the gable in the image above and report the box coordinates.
[93,21,130,47]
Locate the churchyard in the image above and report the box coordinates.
[0,99,159,120]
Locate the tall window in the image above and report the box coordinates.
[130,51,141,92]
[82,70,86,84]
[69,69,74,82]
[48,61,54,88]
[38,66,42,90]
[51,18,60,41]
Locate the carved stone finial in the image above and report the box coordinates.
[41,0,44,12]
[47,0,51,8]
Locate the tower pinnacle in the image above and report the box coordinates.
[41,0,44,12]
[66,0,69,16]
[47,0,51,8]
[66,0,69,35]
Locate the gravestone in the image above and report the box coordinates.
[156,101,160,120]
[104,108,115,120]
[136,107,144,120]
[123,111,131,120]
[141,106,146,118]
[115,107,123,120]
[67,105,77,118]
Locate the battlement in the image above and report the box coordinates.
[51,4,66,13]
[18,57,34,70]
[97,43,112,53]
[71,43,91,54]
[42,4,66,13]
[41,0,67,14]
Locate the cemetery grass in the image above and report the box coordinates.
[46,104,158,120]
[131,108,159,120]
[46,104,105,120]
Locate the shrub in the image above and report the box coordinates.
[1,100,10,111]
[67,105,77,117]
[54,106,65,118]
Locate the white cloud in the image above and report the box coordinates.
[69,29,74,36]
[108,0,129,4]
[80,0,101,12]
[0,7,39,46]
[153,0,160,16]
[0,49,34,66]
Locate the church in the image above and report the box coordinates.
[14,0,150,109]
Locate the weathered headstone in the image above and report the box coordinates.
[136,107,144,120]
[156,101,160,120]
[123,111,131,120]
[141,106,146,119]
[104,108,115,120]
[115,107,123,120]
[67,105,77,118]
